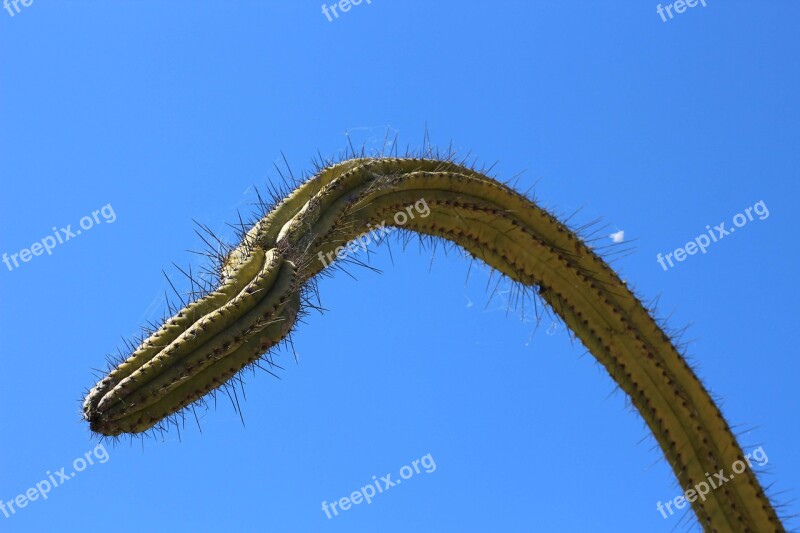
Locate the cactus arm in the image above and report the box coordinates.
[83,157,783,532]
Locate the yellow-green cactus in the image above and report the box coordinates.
[83,156,784,532]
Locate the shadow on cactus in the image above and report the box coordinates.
[82,150,785,531]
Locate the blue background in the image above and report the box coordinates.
[1,2,798,531]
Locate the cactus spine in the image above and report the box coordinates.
[83,156,784,531]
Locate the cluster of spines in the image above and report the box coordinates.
[81,139,786,531]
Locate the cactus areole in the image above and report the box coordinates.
[83,157,784,531]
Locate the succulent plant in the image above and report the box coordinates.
[83,155,784,531]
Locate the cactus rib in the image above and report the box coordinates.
[83,156,783,532]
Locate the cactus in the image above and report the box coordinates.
[83,155,784,531]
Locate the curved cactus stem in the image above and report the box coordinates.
[83,157,784,532]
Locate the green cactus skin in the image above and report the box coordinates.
[83,156,784,532]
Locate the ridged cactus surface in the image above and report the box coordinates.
[83,156,784,532]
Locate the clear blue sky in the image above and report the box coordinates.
[1,2,798,532]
